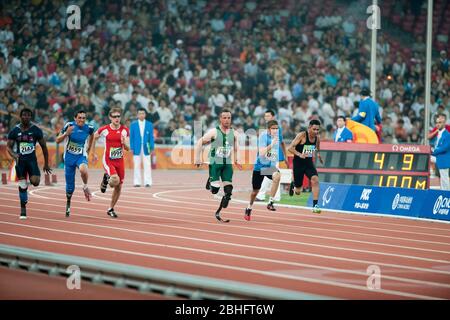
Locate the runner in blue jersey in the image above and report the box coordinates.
[7,108,52,220]
[244,120,281,221]
[56,110,94,217]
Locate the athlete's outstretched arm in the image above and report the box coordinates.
[55,123,73,144]
[86,133,94,155]
[258,133,277,158]
[281,141,289,168]
[194,128,216,166]
[121,135,130,151]
[90,131,101,162]
[316,135,324,164]
[287,132,305,158]
[233,129,242,170]
[6,139,18,162]
[38,137,52,174]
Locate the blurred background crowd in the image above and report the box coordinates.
[0,0,449,145]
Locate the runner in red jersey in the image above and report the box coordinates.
[91,107,130,218]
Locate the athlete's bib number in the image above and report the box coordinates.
[109,147,123,159]
[302,145,315,157]
[67,141,83,155]
[266,151,278,161]
[216,146,231,158]
[19,142,35,155]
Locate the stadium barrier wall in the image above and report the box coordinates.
[307,182,450,222]
[0,143,291,170]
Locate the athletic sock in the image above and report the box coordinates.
[313,199,318,207]
[269,197,274,204]
[83,183,88,190]
[247,204,252,210]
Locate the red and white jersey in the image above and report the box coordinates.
[97,124,129,161]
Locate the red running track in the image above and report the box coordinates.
[0,169,449,299]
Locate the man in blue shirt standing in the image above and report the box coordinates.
[334,116,353,142]
[255,109,289,202]
[432,113,450,190]
[245,120,282,221]
[56,110,95,217]
[130,108,155,187]
[351,88,381,132]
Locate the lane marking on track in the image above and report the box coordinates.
[2,189,450,258]
[0,232,444,300]
[21,188,450,246]
[2,220,449,290]
[4,182,450,231]
[1,201,450,267]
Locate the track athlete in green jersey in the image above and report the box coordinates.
[195,109,242,222]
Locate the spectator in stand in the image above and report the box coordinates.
[394,119,408,143]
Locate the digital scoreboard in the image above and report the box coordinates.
[313,142,431,189]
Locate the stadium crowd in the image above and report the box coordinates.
[0,0,449,146]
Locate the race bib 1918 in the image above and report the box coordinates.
[109,147,123,159]
[67,141,83,155]
[19,142,35,155]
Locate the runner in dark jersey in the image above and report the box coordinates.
[287,119,323,213]
[6,108,52,220]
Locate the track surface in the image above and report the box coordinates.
[0,169,449,300]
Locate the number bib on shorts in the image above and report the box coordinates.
[109,147,123,160]
[19,142,35,155]
[67,141,84,155]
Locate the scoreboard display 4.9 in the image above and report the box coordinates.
[314,142,430,189]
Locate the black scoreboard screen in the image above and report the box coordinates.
[297,142,431,189]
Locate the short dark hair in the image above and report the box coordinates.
[20,108,33,117]
[309,119,321,127]
[265,109,275,117]
[361,87,371,96]
[220,108,231,116]
[337,116,346,122]
[437,113,447,120]
[137,107,147,114]
[267,120,279,129]
[74,110,86,117]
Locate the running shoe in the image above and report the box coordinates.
[244,208,252,221]
[107,208,118,218]
[100,174,109,193]
[312,205,321,214]
[20,205,27,220]
[289,181,295,197]
[267,202,276,211]
[205,178,211,190]
[65,206,70,218]
[83,187,92,201]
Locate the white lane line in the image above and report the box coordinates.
[1,201,450,268]
[2,190,450,260]
[23,188,450,247]
[0,232,443,300]
[5,190,450,261]
[4,182,450,232]
[2,220,449,290]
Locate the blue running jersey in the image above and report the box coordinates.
[254,132,279,171]
[61,122,94,159]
